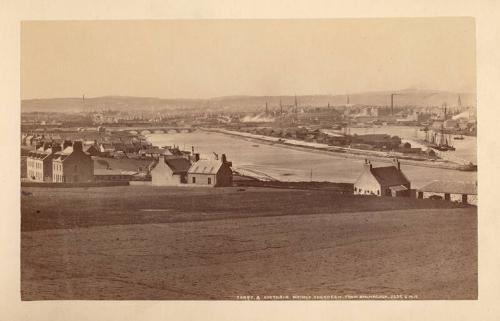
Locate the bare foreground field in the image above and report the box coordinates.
[21,186,477,300]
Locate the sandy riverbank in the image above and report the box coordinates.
[201,128,469,171]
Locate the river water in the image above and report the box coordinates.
[347,126,477,164]
[147,128,477,189]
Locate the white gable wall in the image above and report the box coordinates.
[354,169,381,196]
[151,160,183,186]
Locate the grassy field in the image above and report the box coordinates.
[21,186,477,300]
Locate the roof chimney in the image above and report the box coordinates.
[393,158,401,170]
[61,140,72,150]
[221,154,227,163]
[73,140,83,152]
[364,159,372,170]
[51,144,61,154]
[194,153,200,162]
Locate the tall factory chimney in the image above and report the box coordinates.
[391,94,394,115]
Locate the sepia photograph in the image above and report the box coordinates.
[20,18,478,300]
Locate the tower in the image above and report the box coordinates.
[391,94,394,116]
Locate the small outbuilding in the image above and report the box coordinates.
[94,169,138,181]
[417,180,477,205]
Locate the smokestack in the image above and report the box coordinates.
[265,102,268,115]
[391,94,394,115]
[191,146,194,154]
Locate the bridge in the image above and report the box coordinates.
[107,126,197,135]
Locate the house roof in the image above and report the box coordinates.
[165,158,191,174]
[94,169,138,176]
[28,150,51,160]
[369,166,410,187]
[418,180,477,195]
[389,185,408,192]
[140,147,170,155]
[83,145,98,152]
[54,146,79,162]
[61,146,73,155]
[188,159,224,175]
[100,143,115,150]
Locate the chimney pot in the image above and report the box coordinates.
[73,141,83,152]
[51,145,61,154]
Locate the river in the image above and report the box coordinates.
[146,128,477,189]
[347,126,477,164]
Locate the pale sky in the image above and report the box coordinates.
[21,18,476,100]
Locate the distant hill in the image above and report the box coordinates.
[21,89,476,113]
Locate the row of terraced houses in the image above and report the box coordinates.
[25,140,234,187]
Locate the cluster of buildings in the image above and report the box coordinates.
[27,140,94,183]
[24,136,234,187]
[354,158,477,205]
[22,132,154,159]
[22,134,474,204]
[150,153,233,187]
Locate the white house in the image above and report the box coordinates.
[187,154,233,187]
[150,156,191,186]
[354,159,411,197]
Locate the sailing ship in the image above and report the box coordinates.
[422,126,455,151]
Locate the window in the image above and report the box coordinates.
[192,177,196,183]
[208,177,212,185]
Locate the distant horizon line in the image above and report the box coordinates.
[21,88,477,102]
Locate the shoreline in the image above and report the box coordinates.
[199,127,471,171]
